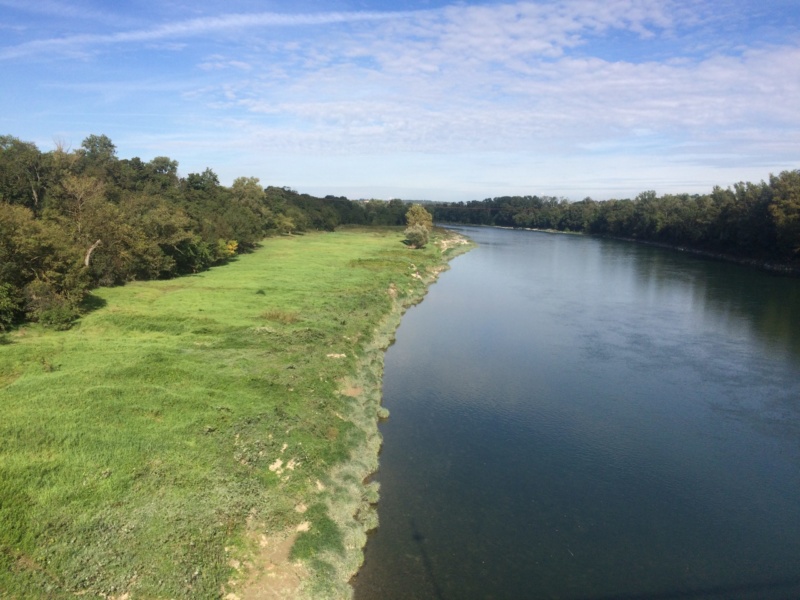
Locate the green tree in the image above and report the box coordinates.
[80,134,116,162]
[77,134,120,184]
[769,170,800,256]
[0,203,87,328]
[406,203,433,230]
[184,168,220,192]
[0,135,47,210]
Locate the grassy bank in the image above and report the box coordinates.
[0,227,471,599]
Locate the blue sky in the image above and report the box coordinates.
[1,0,799,201]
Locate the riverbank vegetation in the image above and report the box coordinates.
[403,204,435,249]
[0,225,469,599]
[431,170,800,268]
[0,134,412,331]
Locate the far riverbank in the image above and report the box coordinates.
[445,223,800,276]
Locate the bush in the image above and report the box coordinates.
[0,283,20,331]
[37,302,81,330]
[404,225,430,248]
[23,278,85,330]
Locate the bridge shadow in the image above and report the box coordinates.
[410,519,447,600]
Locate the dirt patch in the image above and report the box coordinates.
[341,386,363,398]
[225,526,307,600]
[437,233,470,252]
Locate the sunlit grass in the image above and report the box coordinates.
[0,227,470,599]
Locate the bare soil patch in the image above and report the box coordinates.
[225,527,307,600]
[341,386,363,398]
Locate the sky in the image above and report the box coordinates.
[1,0,799,202]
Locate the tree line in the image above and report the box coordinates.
[431,171,800,266]
[4,132,797,329]
[0,134,409,330]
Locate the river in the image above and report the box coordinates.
[353,226,800,600]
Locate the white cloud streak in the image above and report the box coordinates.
[2,0,797,199]
[195,4,799,161]
[0,9,420,60]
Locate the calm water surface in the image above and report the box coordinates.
[353,226,800,600]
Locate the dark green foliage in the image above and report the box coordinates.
[0,203,87,328]
[0,135,47,210]
[432,170,800,265]
[0,283,19,330]
[0,134,391,328]
[769,170,800,255]
[404,224,430,248]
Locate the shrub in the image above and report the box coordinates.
[0,283,20,331]
[23,278,85,330]
[404,224,430,249]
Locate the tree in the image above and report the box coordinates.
[769,170,800,256]
[0,203,87,328]
[78,134,118,181]
[144,156,180,194]
[184,168,220,192]
[406,203,433,230]
[0,135,47,210]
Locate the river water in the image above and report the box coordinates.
[353,226,800,600]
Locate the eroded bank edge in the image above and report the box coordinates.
[302,231,473,599]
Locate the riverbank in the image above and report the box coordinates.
[447,223,800,276]
[0,227,472,599]
[608,236,800,276]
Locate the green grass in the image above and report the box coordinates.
[0,227,471,599]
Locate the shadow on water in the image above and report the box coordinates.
[577,577,800,600]
[410,519,446,600]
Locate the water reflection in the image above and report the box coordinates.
[355,226,800,600]
[622,239,800,362]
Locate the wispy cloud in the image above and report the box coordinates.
[0,1,704,61]
[0,9,421,60]
[199,56,253,72]
[188,3,799,161]
[1,0,797,199]
[0,0,136,28]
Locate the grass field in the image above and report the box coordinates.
[0,227,471,599]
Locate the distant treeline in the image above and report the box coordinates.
[0,134,409,329]
[432,171,800,266]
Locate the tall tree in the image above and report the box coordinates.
[769,170,800,256]
[0,135,47,210]
[406,203,433,230]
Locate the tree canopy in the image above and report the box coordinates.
[3,132,796,328]
[430,172,800,264]
[406,203,433,230]
[404,204,433,248]
[0,134,409,330]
